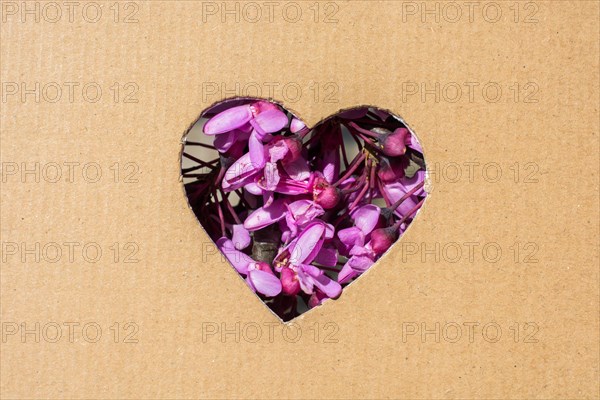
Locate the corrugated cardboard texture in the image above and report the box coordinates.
[1,1,598,398]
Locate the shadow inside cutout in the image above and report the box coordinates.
[181,98,427,321]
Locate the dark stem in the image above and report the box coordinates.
[389,180,425,211]
[185,141,216,149]
[397,198,425,226]
[333,152,366,187]
[183,152,217,170]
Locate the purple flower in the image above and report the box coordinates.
[244,199,288,231]
[275,222,341,299]
[383,181,422,217]
[337,204,381,254]
[337,205,382,283]
[217,237,282,297]
[184,102,428,320]
[222,135,309,195]
[378,127,409,157]
[204,100,290,173]
[283,199,325,239]
[203,101,288,136]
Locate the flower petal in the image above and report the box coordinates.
[263,162,280,191]
[338,108,368,119]
[384,184,420,218]
[289,222,325,265]
[338,227,365,248]
[244,181,263,195]
[282,156,310,181]
[400,171,426,197]
[406,133,423,153]
[324,223,335,239]
[314,246,338,267]
[338,263,357,284]
[214,129,251,153]
[290,118,306,133]
[262,190,274,208]
[204,105,252,135]
[249,131,266,169]
[268,140,289,163]
[296,268,314,295]
[351,204,381,234]
[223,152,261,191]
[213,131,236,152]
[243,199,287,231]
[273,175,311,195]
[286,200,324,228]
[232,224,251,250]
[348,255,374,272]
[248,269,282,297]
[322,160,338,184]
[252,109,288,133]
[216,237,251,274]
[312,273,342,298]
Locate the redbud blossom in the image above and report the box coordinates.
[182,100,427,321]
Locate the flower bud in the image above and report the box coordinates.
[377,155,406,182]
[379,127,408,157]
[369,226,399,255]
[280,267,301,296]
[313,178,341,209]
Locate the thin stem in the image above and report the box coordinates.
[341,185,362,195]
[339,173,366,198]
[389,181,425,211]
[348,128,364,150]
[182,164,206,174]
[367,161,376,203]
[397,198,425,225]
[318,265,341,273]
[333,152,366,187]
[296,127,311,139]
[183,152,217,170]
[235,190,252,209]
[348,184,370,210]
[214,166,226,186]
[347,122,379,138]
[222,191,241,225]
[185,141,216,149]
[353,131,378,147]
[340,142,350,168]
[212,189,226,237]
[377,179,392,206]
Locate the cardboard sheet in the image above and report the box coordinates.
[1,1,598,398]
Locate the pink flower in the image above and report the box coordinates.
[336,205,382,284]
[184,102,428,320]
[244,199,288,231]
[203,101,288,136]
[217,237,282,297]
[275,222,341,299]
[337,204,381,255]
[378,127,409,157]
[222,135,309,194]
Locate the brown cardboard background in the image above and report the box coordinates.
[1,1,598,399]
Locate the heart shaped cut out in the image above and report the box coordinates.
[181,99,427,321]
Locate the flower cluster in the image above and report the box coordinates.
[183,99,427,320]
